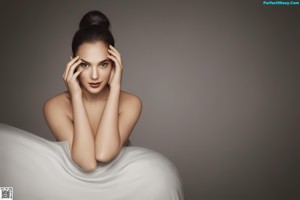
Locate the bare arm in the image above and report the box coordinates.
[70,94,97,170]
[95,86,121,162]
[95,89,142,162]
[43,95,97,172]
[94,45,142,162]
[44,56,97,172]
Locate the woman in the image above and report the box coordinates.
[43,10,142,171]
[0,10,184,200]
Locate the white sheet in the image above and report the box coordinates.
[0,123,184,200]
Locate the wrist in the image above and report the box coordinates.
[71,92,82,100]
[109,84,121,91]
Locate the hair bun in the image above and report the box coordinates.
[79,10,110,30]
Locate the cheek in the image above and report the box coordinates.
[104,68,112,78]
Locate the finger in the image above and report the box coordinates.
[107,54,119,66]
[108,49,121,64]
[66,59,82,81]
[63,56,79,80]
[107,53,123,70]
[109,45,121,57]
[72,68,83,80]
[108,45,121,62]
[108,48,121,62]
[65,56,79,77]
[67,59,82,80]
[107,54,122,70]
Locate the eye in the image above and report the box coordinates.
[100,62,109,68]
[81,63,89,68]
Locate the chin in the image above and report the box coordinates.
[88,88,101,94]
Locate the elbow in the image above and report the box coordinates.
[71,154,97,172]
[96,151,117,163]
[79,161,97,172]
[95,142,121,163]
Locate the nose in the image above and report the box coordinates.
[91,66,99,80]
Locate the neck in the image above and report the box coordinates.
[81,85,110,104]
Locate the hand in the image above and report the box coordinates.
[107,45,123,88]
[62,55,84,96]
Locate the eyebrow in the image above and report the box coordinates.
[80,58,110,65]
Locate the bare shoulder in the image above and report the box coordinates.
[43,91,74,142]
[43,91,72,119]
[119,90,143,113]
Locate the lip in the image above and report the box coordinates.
[89,82,101,88]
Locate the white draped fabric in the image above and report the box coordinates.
[0,123,184,200]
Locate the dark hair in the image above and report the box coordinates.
[71,10,115,57]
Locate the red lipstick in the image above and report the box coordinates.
[89,82,101,88]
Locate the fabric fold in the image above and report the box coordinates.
[0,123,184,200]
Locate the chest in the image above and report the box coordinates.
[68,102,121,136]
[84,102,107,135]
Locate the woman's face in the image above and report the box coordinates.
[76,41,112,94]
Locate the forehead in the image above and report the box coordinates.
[77,41,108,62]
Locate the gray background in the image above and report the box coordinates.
[0,0,299,199]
